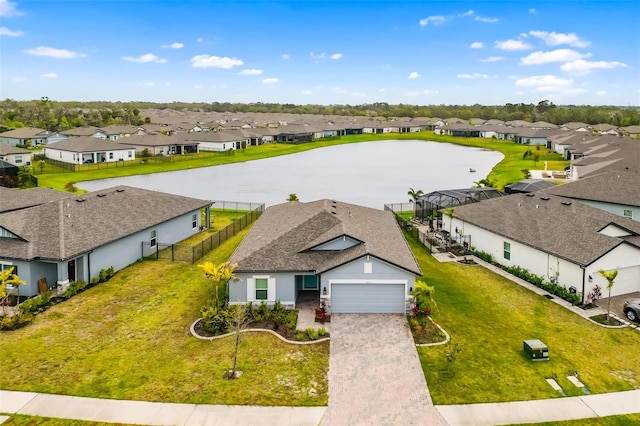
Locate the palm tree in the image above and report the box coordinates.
[598,269,618,325]
[443,208,455,251]
[412,280,438,312]
[287,193,299,202]
[407,187,424,203]
[0,267,25,315]
[197,261,239,308]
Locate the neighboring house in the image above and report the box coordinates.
[0,187,70,214]
[0,127,49,146]
[186,131,247,151]
[0,186,212,297]
[43,137,136,164]
[94,125,145,141]
[504,179,557,194]
[122,134,199,155]
[544,171,640,221]
[228,199,422,314]
[0,143,33,166]
[443,193,640,301]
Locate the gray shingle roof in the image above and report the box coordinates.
[0,186,211,261]
[229,199,422,275]
[44,137,136,152]
[0,143,31,155]
[0,127,46,138]
[544,171,640,207]
[0,187,70,214]
[452,193,640,266]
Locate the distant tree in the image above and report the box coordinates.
[17,166,33,188]
[65,181,78,193]
[408,187,424,203]
[287,193,299,202]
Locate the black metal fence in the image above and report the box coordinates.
[142,204,264,263]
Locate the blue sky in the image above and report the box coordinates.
[1,0,638,106]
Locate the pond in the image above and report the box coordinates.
[78,140,503,209]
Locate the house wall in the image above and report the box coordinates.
[587,243,640,296]
[44,147,135,164]
[321,256,415,297]
[230,272,296,306]
[579,200,640,222]
[0,152,33,166]
[197,141,237,152]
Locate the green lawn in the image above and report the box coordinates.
[0,415,137,425]
[0,227,329,406]
[409,238,640,404]
[35,132,567,192]
[517,414,640,426]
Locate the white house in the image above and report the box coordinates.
[443,193,640,302]
[43,137,136,164]
[0,143,33,166]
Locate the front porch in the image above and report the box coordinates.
[295,290,330,332]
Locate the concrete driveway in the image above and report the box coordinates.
[321,314,447,426]
[601,292,640,322]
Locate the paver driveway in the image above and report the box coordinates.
[321,314,447,426]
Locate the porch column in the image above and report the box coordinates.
[56,262,70,293]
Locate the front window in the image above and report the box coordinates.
[0,264,17,276]
[15,155,22,164]
[192,213,197,229]
[109,152,114,160]
[255,278,268,300]
[150,230,157,247]
[623,209,632,218]
[503,241,511,260]
[128,151,133,158]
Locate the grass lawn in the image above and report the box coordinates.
[0,227,329,406]
[0,415,137,425]
[35,132,567,192]
[409,238,640,404]
[517,414,640,426]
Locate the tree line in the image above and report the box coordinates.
[1,98,638,133]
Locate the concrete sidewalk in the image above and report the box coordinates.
[436,389,640,425]
[0,390,326,426]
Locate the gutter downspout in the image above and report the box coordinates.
[580,265,586,304]
[87,250,93,283]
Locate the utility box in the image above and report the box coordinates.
[523,339,549,361]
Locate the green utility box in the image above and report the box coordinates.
[523,339,549,361]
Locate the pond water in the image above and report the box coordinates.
[78,140,503,209]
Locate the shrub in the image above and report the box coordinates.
[18,291,52,315]
[314,300,328,323]
[295,330,305,341]
[254,301,271,321]
[201,306,233,335]
[305,327,319,340]
[317,328,327,337]
[98,266,116,283]
[473,250,493,263]
[0,312,34,331]
[62,280,88,299]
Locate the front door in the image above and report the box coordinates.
[68,259,76,282]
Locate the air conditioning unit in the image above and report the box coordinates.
[524,339,549,361]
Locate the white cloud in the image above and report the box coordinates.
[123,53,167,63]
[419,15,445,26]
[560,59,627,76]
[137,82,155,87]
[378,88,385,92]
[239,68,263,75]
[13,77,26,82]
[423,89,439,95]
[470,42,484,49]
[0,26,23,36]
[529,30,590,48]
[24,46,87,59]
[595,90,607,96]
[310,52,325,59]
[161,42,184,49]
[457,73,489,79]
[405,91,420,97]
[480,56,504,62]
[495,39,532,51]
[281,53,290,60]
[529,8,537,14]
[331,53,343,60]
[515,74,574,92]
[262,77,279,84]
[0,0,21,16]
[41,73,57,78]
[332,87,347,94]
[475,16,499,23]
[196,37,203,43]
[461,10,474,17]
[520,49,589,65]
[302,89,313,95]
[351,92,366,98]
[408,71,421,79]
[191,55,243,68]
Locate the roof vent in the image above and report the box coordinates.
[331,211,337,215]
[526,193,535,197]
[561,201,572,206]
[76,199,86,203]
[97,193,107,198]
[540,196,550,201]
[116,188,125,193]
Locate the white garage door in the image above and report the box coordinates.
[611,266,640,296]
[331,283,405,314]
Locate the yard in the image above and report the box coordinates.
[0,226,329,407]
[410,237,640,404]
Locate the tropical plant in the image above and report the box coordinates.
[197,261,239,308]
[64,181,78,193]
[287,193,299,202]
[412,280,437,313]
[408,187,424,203]
[0,267,26,314]
[598,269,618,325]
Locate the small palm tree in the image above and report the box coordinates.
[407,187,424,203]
[412,280,438,312]
[197,261,239,308]
[598,269,618,325]
[287,193,299,202]
[0,267,26,315]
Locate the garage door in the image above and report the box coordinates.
[611,266,640,296]
[331,283,405,314]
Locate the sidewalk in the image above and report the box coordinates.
[0,390,326,426]
[436,389,640,425]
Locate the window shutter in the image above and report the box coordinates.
[247,278,255,302]
[267,278,276,302]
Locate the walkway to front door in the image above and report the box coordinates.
[320,314,447,425]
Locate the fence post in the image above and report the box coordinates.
[192,246,195,264]
[172,244,174,261]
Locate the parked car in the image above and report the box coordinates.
[623,298,640,322]
[83,159,93,164]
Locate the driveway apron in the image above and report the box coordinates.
[321,314,447,425]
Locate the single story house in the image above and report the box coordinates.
[186,131,247,151]
[43,137,136,164]
[0,143,33,166]
[122,134,199,155]
[0,187,70,214]
[443,193,640,302]
[0,186,212,297]
[0,127,51,146]
[228,199,422,314]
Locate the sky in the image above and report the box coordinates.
[1,0,639,106]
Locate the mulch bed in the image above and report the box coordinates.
[589,313,625,326]
[193,318,329,342]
